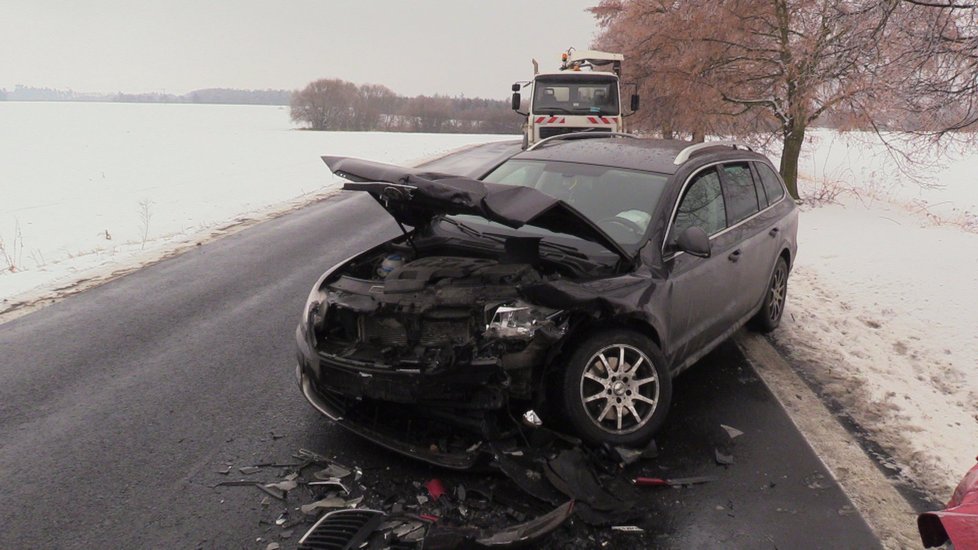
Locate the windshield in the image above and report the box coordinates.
[448,159,668,254]
[532,76,620,116]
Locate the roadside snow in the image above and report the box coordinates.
[0,102,514,309]
[774,131,978,497]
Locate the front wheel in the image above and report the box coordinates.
[558,330,672,446]
[750,256,789,333]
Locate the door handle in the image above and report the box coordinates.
[769,227,780,237]
[728,249,741,262]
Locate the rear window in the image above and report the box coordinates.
[721,162,760,225]
[755,163,786,205]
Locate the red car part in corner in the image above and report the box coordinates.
[919,457,978,548]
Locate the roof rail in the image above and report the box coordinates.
[526,131,637,151]
[673,141,753,165]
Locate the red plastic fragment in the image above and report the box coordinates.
[419,513,440,522]
[425,478,446,501]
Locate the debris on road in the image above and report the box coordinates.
[425,478,446,501]
[313,464,351,479]
[633,476,716,487]
[721,424,744,440]
[715,448,735,466]
[216,425,716,546]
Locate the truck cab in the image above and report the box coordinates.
[512,49,638,148]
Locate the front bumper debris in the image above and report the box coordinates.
[297,363,484,470]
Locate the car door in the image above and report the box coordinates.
[662,167,740,367]
[716,161,771,322]
[747,161,792,310]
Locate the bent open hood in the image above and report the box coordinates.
[323,156,631,261]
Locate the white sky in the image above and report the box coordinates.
[1,0,600,99]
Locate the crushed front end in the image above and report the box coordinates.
[296,247,567,468]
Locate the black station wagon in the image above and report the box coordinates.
[295,134,798,468]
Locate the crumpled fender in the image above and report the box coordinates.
[518,263,665,345]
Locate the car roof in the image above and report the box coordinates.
[512,137,769,175]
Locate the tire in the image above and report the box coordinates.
[558,330,672,447]
[749,256,789,333]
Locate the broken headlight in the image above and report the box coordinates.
[485,300,562,339]
[301,287,328,343]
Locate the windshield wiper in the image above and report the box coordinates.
[537,240,591,260]
[440,217,505,242]
[536,107,574,114]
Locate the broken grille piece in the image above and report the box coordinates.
[297,509,386,550]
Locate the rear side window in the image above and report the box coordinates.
[755,163,786,205]
[670,168,726,243]
[721,163,760,225]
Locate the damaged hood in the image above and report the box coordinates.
[323,156,632,262]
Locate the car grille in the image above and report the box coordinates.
[297,509,387,550]
[358,316,408,347]
[539,126,611,139]
[419,319,471,347]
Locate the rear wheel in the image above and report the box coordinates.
[558,330,671,446]
[750,256,788,333]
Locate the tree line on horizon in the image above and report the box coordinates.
[289,78,517,134]
[0,85,292,105]
[2,82,519,135]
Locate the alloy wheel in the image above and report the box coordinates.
[768,263,787,322]
[579,344,659,434]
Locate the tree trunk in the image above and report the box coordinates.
[692,130,705,143]
[661,121,674,140]
[779,125,804,199]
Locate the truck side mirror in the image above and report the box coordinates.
[511,92,521,111]
[511,83,520,92]
[630,94,640,112]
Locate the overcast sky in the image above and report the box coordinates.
[1,0,600,99]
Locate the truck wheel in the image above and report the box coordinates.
[558,330,671,446]
[749,256,788,333]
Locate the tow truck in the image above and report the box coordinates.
[511,48,639,149]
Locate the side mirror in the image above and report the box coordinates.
[676,226,710,258]
[511,92,521,111]
[511,83,521,92]
[630,94,640,112]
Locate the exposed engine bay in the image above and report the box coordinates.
[308,247,569,408]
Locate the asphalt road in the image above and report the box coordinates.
[0,142,879,549]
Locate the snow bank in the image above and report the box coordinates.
[0,102,514,307]
[774,130,978,497]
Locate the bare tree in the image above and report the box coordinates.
[403,95,454,133]
[352,84,397,131]
[591,0,978,198]
[289,78,358,130]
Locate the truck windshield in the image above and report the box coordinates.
[532,76,620,116]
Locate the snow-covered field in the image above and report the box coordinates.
[0,102,514,309]
[773,130,978,498]
[1,102,974,499]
